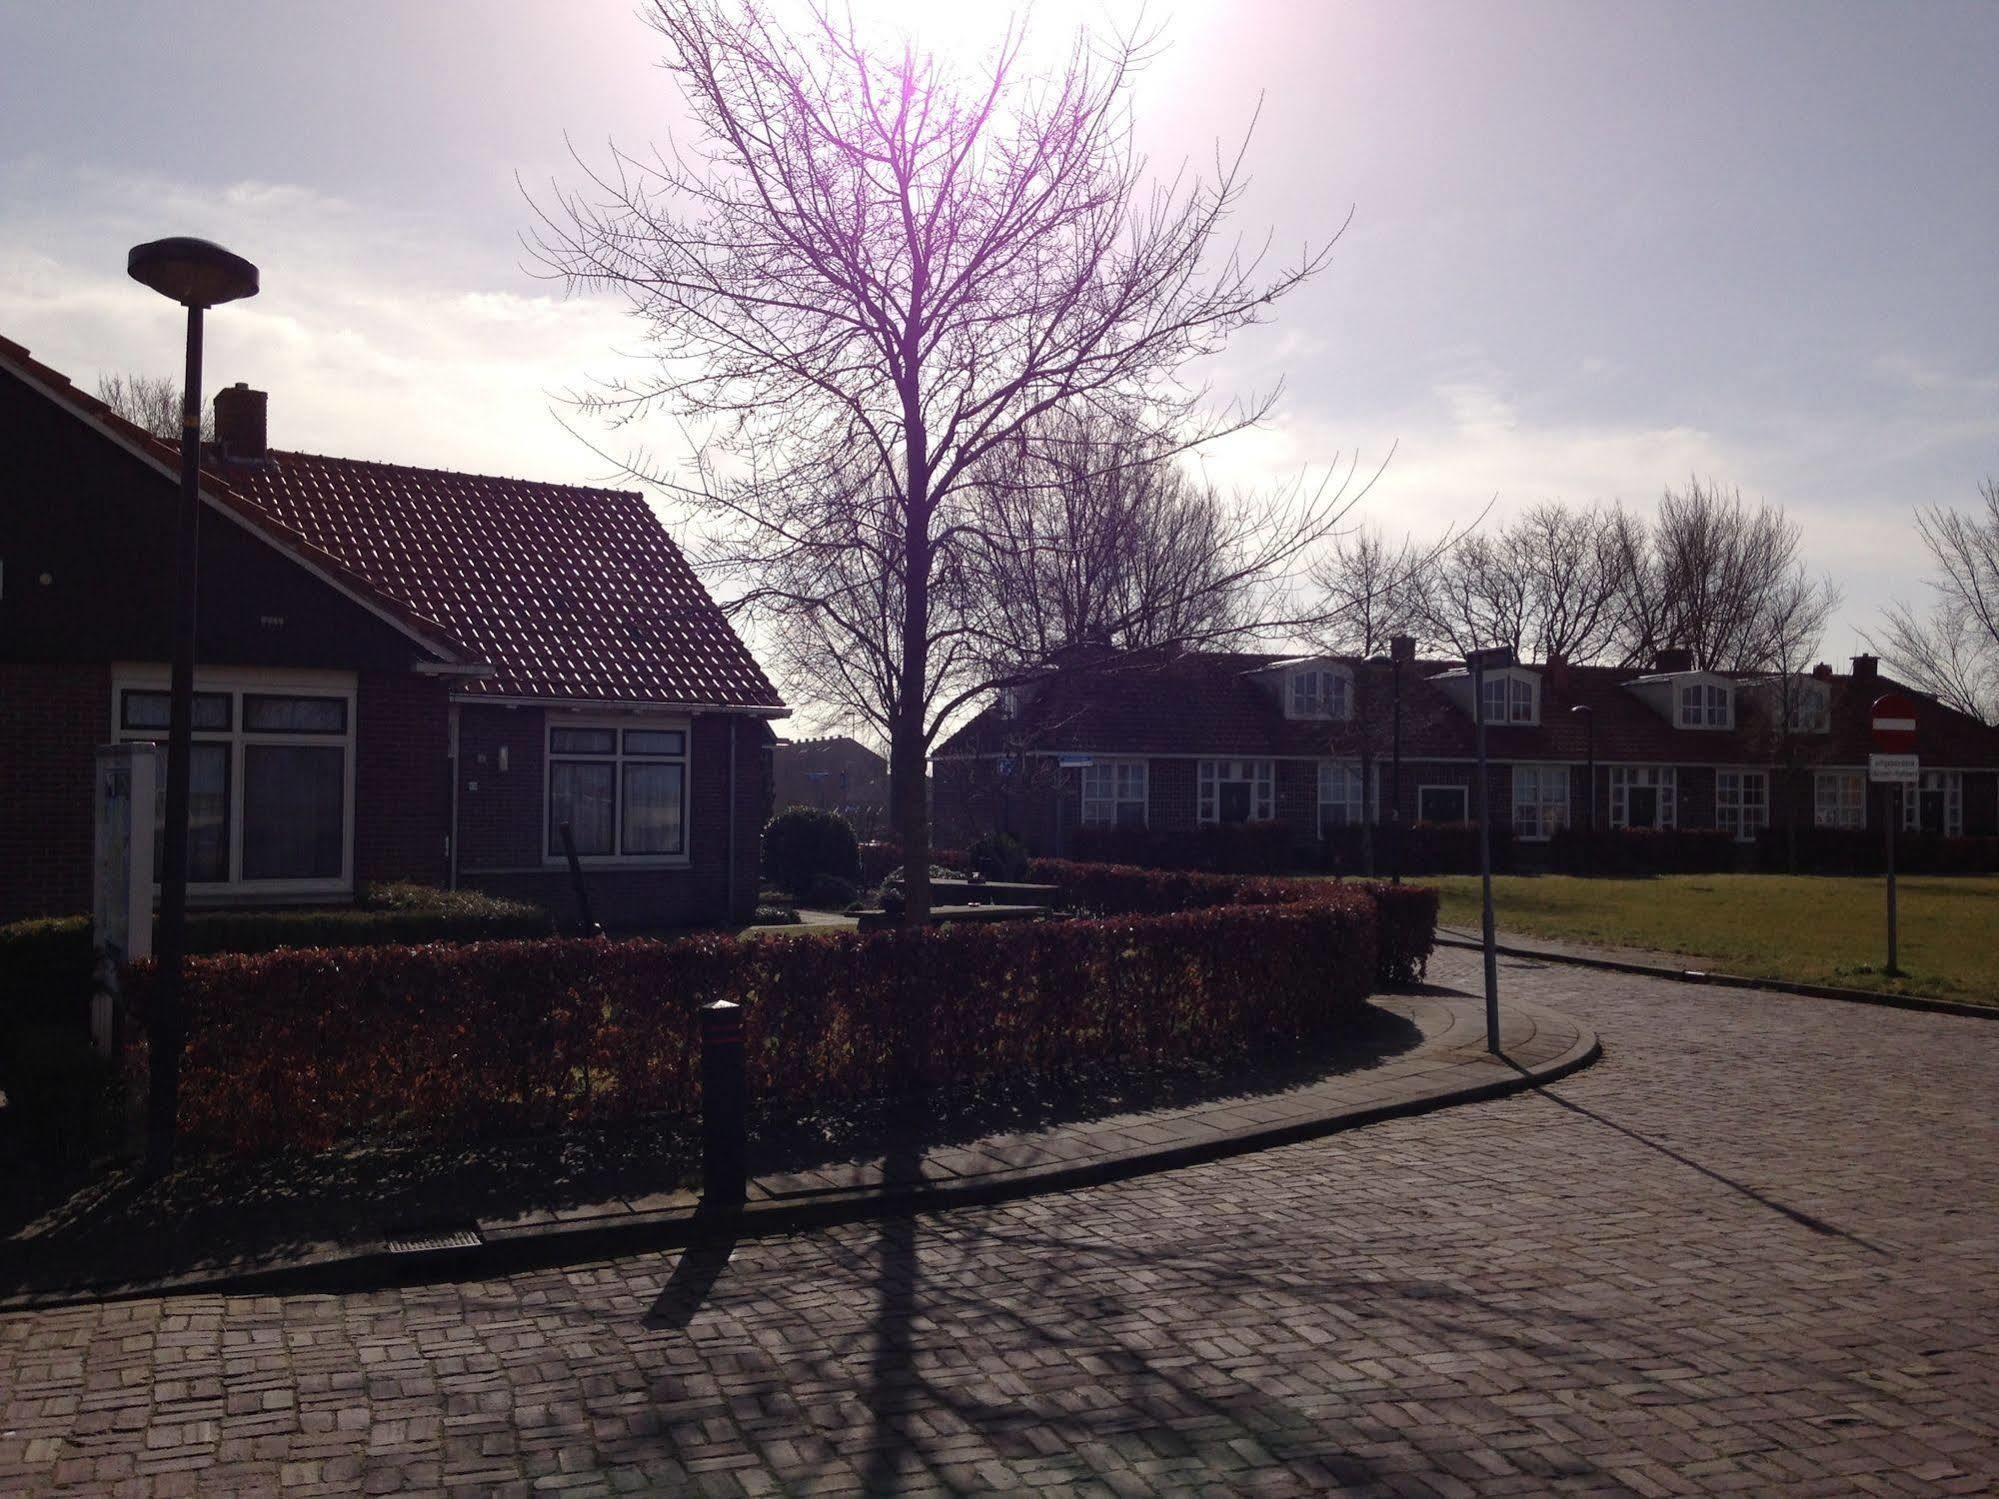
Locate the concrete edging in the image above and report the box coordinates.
[2,1001,1601,1310]
[1438,932,1999,1021]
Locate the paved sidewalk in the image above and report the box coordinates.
[2,991,1595,1307]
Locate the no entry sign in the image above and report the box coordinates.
[1871,693,1919,754]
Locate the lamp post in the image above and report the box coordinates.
[1569,703,1595,878]
[1389,636,1412,885]
[126,237,260,1175]
[1466,644,1515,1054]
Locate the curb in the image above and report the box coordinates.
[1,1002,1600,1311]
[1437,932,1999,1020]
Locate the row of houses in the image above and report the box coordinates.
[1,338,788,929]
[932,644,1999,859]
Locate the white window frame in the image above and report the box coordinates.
[1609,766,1678,830]
[1477,670,1539,726]
[1511,764,1570,841]
[1813,770,1866,830]
[1081,758,1149,828]
[544,714,693,867]
[1676,676,1734,729]
[1198,759,1275,823]
[1288,665,1353,721]
[111,664,358,902]
[1317,760,1365,835]
[1902,770,1963,837]
[1715,769,1769,842]
[1416,784,1470,825]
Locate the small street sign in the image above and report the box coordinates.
[1870,692,1919,754]
[1869,753,1919,784]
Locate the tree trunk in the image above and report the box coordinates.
[896,421,934,928]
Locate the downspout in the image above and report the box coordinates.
[447,702,461,891]
[728,717,739,919]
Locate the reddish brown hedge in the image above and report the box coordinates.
[127,896,1377,1156]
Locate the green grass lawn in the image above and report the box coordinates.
[1425,873,1999,1006]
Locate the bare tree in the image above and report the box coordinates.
[1616,478,1836,673]
[95,373,213,442]
[1306,525,1429,658]
[1869,480,1999,725]
[530,2,1341,920]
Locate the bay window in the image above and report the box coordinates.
[1610,766,1677,830]
[547,721,690,860]
[1511,765,1570,840]
[113,669,355,894]
[1081,759,1148,827]
[1814,771,1866,830]
[1198,759,1274,824]
[1715,770,1768,841]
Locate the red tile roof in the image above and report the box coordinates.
[936,650,1999,769]
[1,335,784,713]
[228,451,783,710]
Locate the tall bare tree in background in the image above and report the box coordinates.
[531,2,1344,920]
[1405,501,1628,664]
[1619,478,1837,672]
[95,373,213,442]
[1870,479,1999,725]
[1308,525,1432,658]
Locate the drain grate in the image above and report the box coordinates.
[384,1228,483,1256]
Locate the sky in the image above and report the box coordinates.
[3,1,1995,734]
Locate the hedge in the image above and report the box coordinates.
[1022,858,1438,985]
[0,885,552,1040]
[124,897,1380,1155]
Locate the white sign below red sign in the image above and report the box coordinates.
[1869,753,1919,784]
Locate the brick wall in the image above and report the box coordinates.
[0,662,108,922]
[354,672,451,888]
[456,705,766,928]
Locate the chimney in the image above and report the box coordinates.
[214,382,267,461]
[1546,650,1571,691]
[1652,646,1694,674]
[1389,635,1416,664]
[1811,662,1834,680]
[1850,653,1878,683]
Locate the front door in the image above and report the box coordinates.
[1628,786,1658,830]
[1219,781,1253,824]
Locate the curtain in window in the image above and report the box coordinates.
[550,761,616,854]
[622,763,685,854]
[154,743,231,882]
[243,745,345,878]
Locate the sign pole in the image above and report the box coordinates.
[1885,783,1899,978]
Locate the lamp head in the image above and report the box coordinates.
[1569,703,1593,716]
[127,237,259,309]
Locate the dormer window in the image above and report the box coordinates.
[1478,671,1537,726]
[1288,666,1351,721]
[1677,680,1733,729]
[1788,682,1829,733]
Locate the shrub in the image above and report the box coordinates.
[967,832,1030,882]
[1353,882,1440,983]
[762,807,861,896]
[0,1023,125,1168]
[1751,826,1999,875]
[0,916,94,1037]
[751,904,802,926]
[802,873,861,910]
[1067,821,1298,873]
[124,896,1381,1156]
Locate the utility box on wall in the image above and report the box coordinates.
[92,741,157,1055]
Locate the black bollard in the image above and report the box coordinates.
[701,1000,747,1206]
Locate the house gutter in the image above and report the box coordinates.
[447,691,787,719]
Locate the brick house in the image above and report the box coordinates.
[0,338,786,928]
[932,642,1999,864]
[771,734,889,834]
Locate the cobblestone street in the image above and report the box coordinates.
[4,950,1997,1496]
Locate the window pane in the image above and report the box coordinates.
[243,694,347,733]
[550,728,616,755]
[154,743,231,883]
[550,761,615,854]
[123,690,230,731]
[243,745,345,879]
[622,762,684,854]
[624,729,686,756]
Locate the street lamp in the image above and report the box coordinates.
[1569,703,1595,878]
[127,237,260,1175]
[1389,635,1413,885]
[1465,644,1514,1054]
